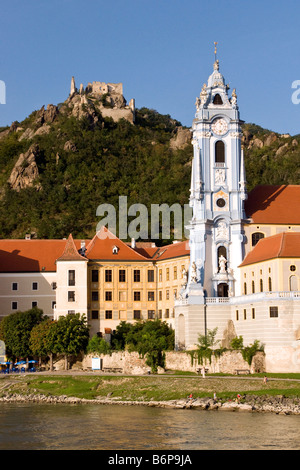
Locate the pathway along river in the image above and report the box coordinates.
[0,402,299,450]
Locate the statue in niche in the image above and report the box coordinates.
[219,255,227,274]
[195,96,201,111]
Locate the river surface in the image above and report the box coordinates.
[0,403,299,450]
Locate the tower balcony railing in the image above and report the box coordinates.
[206,297,230,304]
[174,291,300,307]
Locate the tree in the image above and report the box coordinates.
[125,320,175,373]
[196,327,221,366]
[111,321,133,350]
[52,313,90,370]
[0,307,44,361]
[30,318,57,370]
[197,327,220,350]
[87,335,112,354]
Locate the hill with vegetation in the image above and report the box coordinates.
[0,90,299,242]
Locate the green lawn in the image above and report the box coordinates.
[3,373,300,403]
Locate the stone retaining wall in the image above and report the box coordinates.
[81,349,263,374]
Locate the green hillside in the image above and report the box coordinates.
[0,93,299,242]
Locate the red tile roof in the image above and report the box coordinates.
[85,226,150,261]
[239,232,300,267]
[56,234,87,262]
[245,185,300,224]
[153,240,190,261]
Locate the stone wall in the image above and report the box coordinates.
[81,349,262,374]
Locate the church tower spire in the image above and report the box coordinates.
[186,52,246,300]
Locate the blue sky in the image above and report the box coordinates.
[1,0,300,135]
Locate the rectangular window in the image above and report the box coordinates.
[32,282,38,291]
[159,269,162,282]
[166,290,169,300]
[52,282,57,290]
[105,270,112,282]
[105,291,112,301]
[133,310,141,320]
[133,270,140,282]
[148,291,155,301]
[92,270,99,282]
[91,310,99,320]
[244,309,247,320]
[134,291,141,301]
[68,291,75,302]
[32,301,38,308]
[12,301,18,310]
[68,270,75,287]
[119,291,127,301]
[173,266,177,280]
[119,270,126,282]
[236,310,239,321]
[166,268,169,281]
[252,308,255,319]
[68,310,75,315]
[12,282,18,291]
[270,306,278,318]
[52,301,56,309]
[148,270,154,282]
[148,310,155,319]
[105,310,112,319]
[158,310,162,319]
[91,291,99,301]
[159,291,162,301]
[165,308,169,318]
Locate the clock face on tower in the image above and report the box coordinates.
[211,118,228,136]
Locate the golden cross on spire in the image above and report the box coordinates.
[214,42,218,60]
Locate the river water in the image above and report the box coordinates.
[0,403,299,451]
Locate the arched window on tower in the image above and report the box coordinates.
[213,93,223,105]
[215,141,225,164]
[252,232,265,247]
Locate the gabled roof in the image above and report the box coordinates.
[239,232,300,267]
[56,234,87,262]
[85,226,150,261]
[245,185,300,225]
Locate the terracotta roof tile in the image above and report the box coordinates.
[245,185,300,224]
[85,226,150,261]
[239,232,300,267]
[153,240,190,261]
[56,234,87,262]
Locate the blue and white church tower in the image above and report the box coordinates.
[175,52,247,349]
[187,55,247,300]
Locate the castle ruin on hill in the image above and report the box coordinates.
[70,76,135,124]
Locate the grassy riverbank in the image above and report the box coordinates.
[1,372,300,403]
